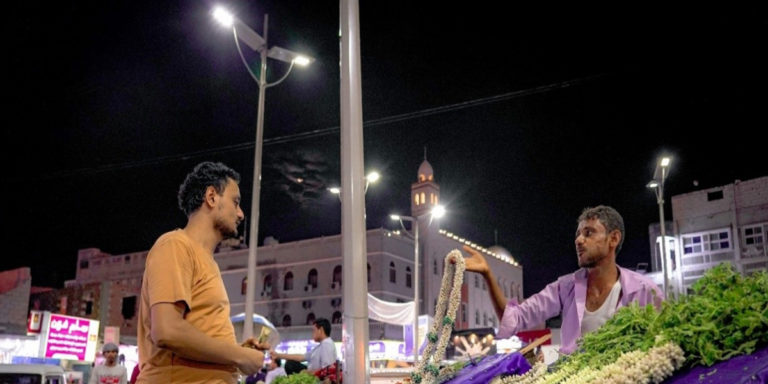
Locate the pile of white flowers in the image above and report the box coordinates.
[491,342,685,384]
[411,249,466,384]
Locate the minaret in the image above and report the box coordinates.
[411,149,440,220]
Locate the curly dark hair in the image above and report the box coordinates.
[177,162,241,217]
[578,205,625,254]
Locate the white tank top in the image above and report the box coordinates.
[581,279,622,335]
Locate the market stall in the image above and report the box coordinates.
[403,261,768,384]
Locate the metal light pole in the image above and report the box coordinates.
[648,156,671,297]
[340,0,370,380]
[390,205,445,363]
[213,7,314,340]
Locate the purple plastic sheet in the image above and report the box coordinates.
[441,352,531,384]
[664,346,768,384]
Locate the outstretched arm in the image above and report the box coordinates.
[462,245,508,319]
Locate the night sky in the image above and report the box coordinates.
[3,2,765,298]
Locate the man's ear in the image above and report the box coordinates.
[204,186,218,207]
[609,230,621,250]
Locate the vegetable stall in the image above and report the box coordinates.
[409,262,768,384]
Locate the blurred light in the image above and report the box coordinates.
[366,171,381,184]
[293,56,311,66]
[661,157,671,167]
[431,204,446,219]
[212,7,234,27]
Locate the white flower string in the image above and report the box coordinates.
[411,249,466,384]
[493,342,685,384]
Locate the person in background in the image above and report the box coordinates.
[89,343,128,384]
[136,161,267,383]
[464,205,664,355]
[271,318,336,374]
[264,358,286,384]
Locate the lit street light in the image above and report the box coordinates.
[390,205,446,363]
[647,156,672,297]
[213,7,314,340]
[328,171,380,199]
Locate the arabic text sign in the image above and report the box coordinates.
[43,313,99,362]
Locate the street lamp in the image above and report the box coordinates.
[390,205,446,363]
[328,171,380,198]
[213,7,314,340]
[647,156,672,298]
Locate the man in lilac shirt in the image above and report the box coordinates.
[464,205,663,355]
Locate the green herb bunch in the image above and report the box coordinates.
[550,263,768,376]
[272,372,319,384]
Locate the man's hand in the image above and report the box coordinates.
[241,338,270,351]
[463,245,490,275]
[236,347,265,375]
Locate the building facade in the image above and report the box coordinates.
[31,159,524,347]
[646,176,768,294]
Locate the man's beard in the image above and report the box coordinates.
[578,252,604,268]
[215,218,239,239]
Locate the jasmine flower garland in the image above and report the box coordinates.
[411,249,466,384]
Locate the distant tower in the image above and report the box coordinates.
[411,149,440,218]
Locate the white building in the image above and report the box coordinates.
[57,159,524,348]
[646,176,768,294]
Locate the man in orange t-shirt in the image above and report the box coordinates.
[137,162,267,383]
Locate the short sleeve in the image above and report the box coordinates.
[144,237,195,311]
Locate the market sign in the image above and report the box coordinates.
[38,312,99,362]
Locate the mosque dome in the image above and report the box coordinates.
[488,245,514,261]
[417,160,434,182]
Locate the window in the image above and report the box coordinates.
[683,230,731,255]
[389,262,396,283]
[263,275,273,293]
[241,276,247,295]
[743,224,767,259]
[332,311,342,324]
[420,192,425,204]
[79,260,89,269]
[483,312,487,326]
[333,265,342,287]
[367,263,371,283]
[121,296,137,319]
[433,259,438,275]
[475,310,480,325]
[461,303,467,323]
[282,315,292,327]
[414,194,419,205]
[306,313,316,325]
[85,300,93,315]
[482,280,486,291]
[707,190,724,201]
[308,269,318,288]
[474,275,479,288]
[284,272,294,291]
[405,267,412,288]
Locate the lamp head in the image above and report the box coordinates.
[647,181,659,189]
[212,7,234,27]
[390,214,401,221]
[293,56,312,66]
[328,187,340,195]
[431,205,446,219]
[366,171,380,184]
